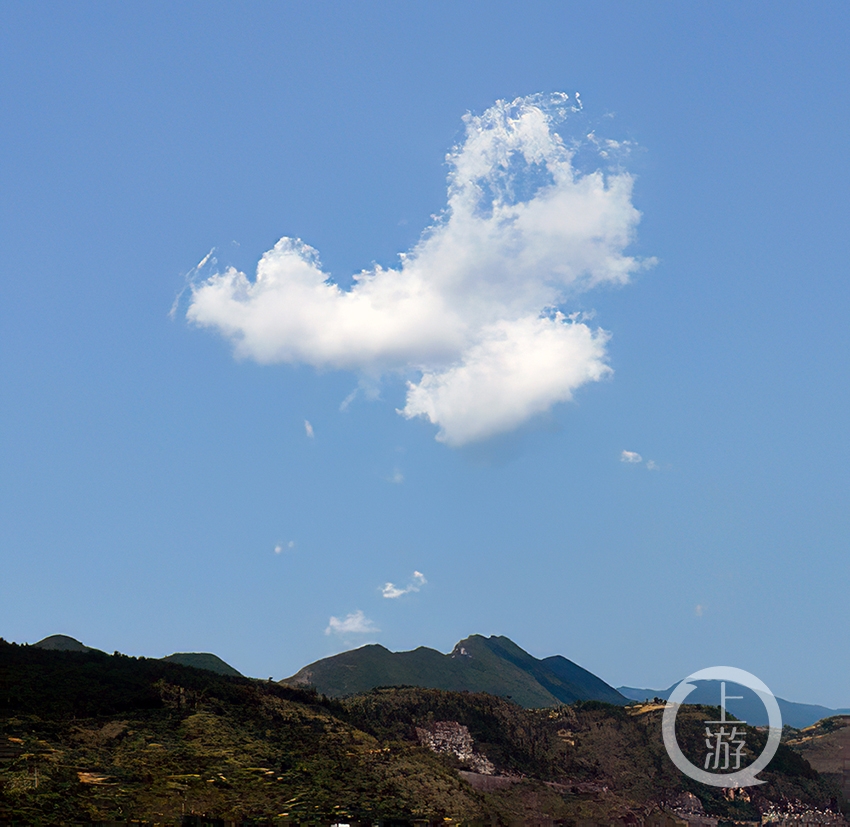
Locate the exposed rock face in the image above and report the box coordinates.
[669,791,718,827]
[415,720,495,775]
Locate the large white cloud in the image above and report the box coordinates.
[187,93,650,445]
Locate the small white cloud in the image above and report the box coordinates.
[695,604,706,617]
[381,583,406,599]
[187,93,651,447]
[621,450,663,469]
[389,469,404,484]
[274,540,295,554]
[325,610,379,636]
[304,420,314,438]
[382,570,427,599]
[339,389,358,411]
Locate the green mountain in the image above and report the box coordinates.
[32,634,98,653]
[161,652,242,677]
[31,635,242,679]
[283,634,627,708]
[0,639,843,824]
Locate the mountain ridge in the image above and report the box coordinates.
[618,684,850,729]
[32,634,99,653]
[283,633,628,708]
[23,633,849,720]
[161,651,243,677]
[1,638,844,824]
[29,634,242,678]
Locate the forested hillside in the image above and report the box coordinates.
[0,640,845,825]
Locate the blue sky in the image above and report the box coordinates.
[2,2,848,707]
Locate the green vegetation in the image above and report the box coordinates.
[32,635,97,653]
[162,653,243,678]
[1,641,843,824]
[33,634,243,678]
[283,634,628,708]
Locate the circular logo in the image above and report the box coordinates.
[662,666,782,788]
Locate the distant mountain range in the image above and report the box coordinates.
[618,684,850,729]
[27,633,848,729]
[3,638,843,824]
[31,634,243,678]
[282,634,627,708]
